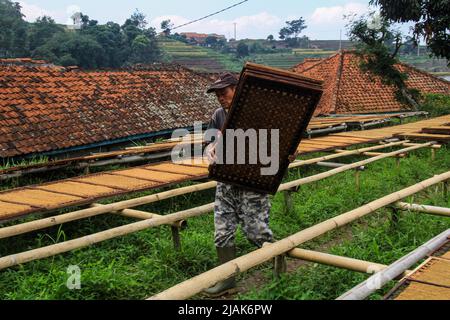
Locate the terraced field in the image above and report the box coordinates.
[158,37,242,73]
[250,51,335,70]
[159,37,338,73]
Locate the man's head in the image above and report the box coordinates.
[207,72,238,110]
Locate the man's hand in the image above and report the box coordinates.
[206,143,217,164]
[288,151,299,163]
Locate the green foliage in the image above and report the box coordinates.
[33,32,105,69]
[420,93,450,116]
[0,0,29,58]
[28,16,64,52]
[1,3,161,69]
[371,0,450,62]
[347,12,420,109]
[161,19,174,35]
[0,144,448,300]
[279,18,308,48]
[129,33,160,64]
[236,42,249,58]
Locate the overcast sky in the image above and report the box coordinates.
[17,0,414,40]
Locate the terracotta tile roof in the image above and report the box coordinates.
[0,61,218,158]
[293,58,324,73]
[292,51,450,115]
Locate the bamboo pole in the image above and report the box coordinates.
[149,171,450,300]
[289,140,408,169]
[288,248,387,274]
[0,141,415,240]
[362,152,407,158]
[90,204,186,228]
[279,143,433,192]
[403,143,441,149]
[394,202,450,217]
[0,142,430,240]
[0,181,217,239]
[0,203,215,271]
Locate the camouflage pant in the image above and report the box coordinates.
[214,182,274,248]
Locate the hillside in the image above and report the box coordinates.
[158,37,449,76]
[249,50,336,70]
[159,37,339,73]
[158,37,242,73]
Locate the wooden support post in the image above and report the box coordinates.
[84,165,90,175]
[355,170,361,191]
[431,148,436,161]
[390,207,401,228]
[444,181,448,199]
[263,243,287,278]
[396,157,401,168]
[283,191,294,214]
[171,225,181,251]
[273,254,287,278]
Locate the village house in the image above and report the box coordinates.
[292,51,450,116]
[0,59,218,160]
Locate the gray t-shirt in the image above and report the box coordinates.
[206,107,227,143]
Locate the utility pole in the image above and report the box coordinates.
[234,23,237,40]
[339,29,342,51]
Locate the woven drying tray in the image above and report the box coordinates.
[384,256,450,300]
[385,279,450,300]
[209,62,323,194]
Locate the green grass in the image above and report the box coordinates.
[0,156,49,171]
[0,144,448,300]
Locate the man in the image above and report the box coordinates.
[203,73,295,297]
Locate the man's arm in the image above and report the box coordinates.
[288,150,299,163]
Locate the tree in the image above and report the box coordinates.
[249,42,264,54]
[347,13,421,110]
[204,36,218,47]
[401,36,418,55]
[130,9,148,30]
[161,19,174,35]
[33,32,105,69]
[236,42,249,57]
[129,34,160,64]
[370,0,450,61]
[279,27,289,40]
[267,35,274,42]
[28,16,64,52]
[216,38,227,49]
[279,18,307,47]
[0,0,29,57]
[1,4,161,68]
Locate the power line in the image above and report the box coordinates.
[172,0,250,30]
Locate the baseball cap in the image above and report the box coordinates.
[206,72,239,93]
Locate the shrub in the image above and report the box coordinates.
[420,93,450,116]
